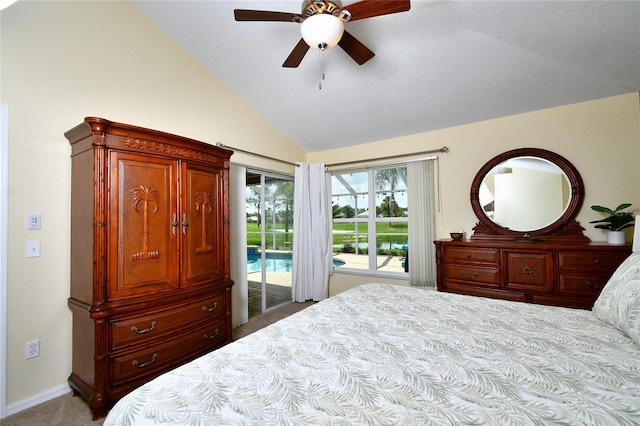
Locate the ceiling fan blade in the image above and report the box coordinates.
[234,9,303,22]
[283,39,310,68]
[338,30,375,65]
[343,0,411,22]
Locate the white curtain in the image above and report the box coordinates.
[229,165,249,327]
[407,160,437,287]
[292,162,331,302]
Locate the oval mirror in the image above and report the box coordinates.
[470,148,586,241]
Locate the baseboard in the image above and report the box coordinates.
[5,383,71,418]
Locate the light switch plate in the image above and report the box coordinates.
[27,213,41,230]
[26,241,40,258]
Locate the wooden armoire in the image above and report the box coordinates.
[65,117,233,419]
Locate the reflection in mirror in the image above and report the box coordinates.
[479,157,571,232]
[470,148,586,242]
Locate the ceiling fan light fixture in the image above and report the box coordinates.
[300,14,344,50]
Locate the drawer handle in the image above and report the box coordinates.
[594,259,601,265]
[461,271,479,279]
[586,281,604,290]
[202,302,218,313]
[523,266,533,275]
[131,321,157,334]
[466,254,472,258]
[203,329,220,340]
[132,353,157,369]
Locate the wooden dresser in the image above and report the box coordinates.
[65,117,233,419]
[435,240,630,309]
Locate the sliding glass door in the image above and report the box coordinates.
[246,171,294,318]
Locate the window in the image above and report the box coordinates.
[331,166,408,274]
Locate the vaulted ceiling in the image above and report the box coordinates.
[132,1,640,153]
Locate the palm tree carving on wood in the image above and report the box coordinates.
[131,185,160,261]
[195,191,213,253]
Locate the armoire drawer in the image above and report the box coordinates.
[111,318,227,386]
[111,293,225,350]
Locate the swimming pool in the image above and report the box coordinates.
[247,251,345,272]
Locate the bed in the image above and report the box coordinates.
[105,252,640,425]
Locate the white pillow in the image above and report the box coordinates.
[592,251,640,345]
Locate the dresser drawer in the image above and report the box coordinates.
[558,274,607,296]
[111,293,225,350]
[504,251,554,292]
[443,283,527,302]
[111,318,227,386]
[557,252,629,273]
[444,264,501,286]
[444,247,500,265]
[531,294,595,310]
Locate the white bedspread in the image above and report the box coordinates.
[105,283,640,425]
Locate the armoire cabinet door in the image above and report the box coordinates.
[181,162,225,287]
[109,152,179,298]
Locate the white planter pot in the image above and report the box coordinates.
[607,231,626,245]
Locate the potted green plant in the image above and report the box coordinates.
[590,203,635,245]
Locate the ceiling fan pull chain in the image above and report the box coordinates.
[319,49,326,90]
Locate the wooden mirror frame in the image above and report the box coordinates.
[470,148,588,242]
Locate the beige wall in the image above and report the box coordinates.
[310,93,640,294]
[2,0,640,415]
[0,0,303,409]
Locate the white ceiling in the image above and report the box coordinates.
[131,0,640,153]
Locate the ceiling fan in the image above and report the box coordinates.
[234,0,411,68]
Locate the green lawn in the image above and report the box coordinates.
[246,224,292,248]
[246,221,408,253]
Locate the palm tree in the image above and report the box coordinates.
[246,186,261,226]
[271,181,294,245]
[375,168,405,222]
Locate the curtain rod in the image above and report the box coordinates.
[229,162,294,179]
[216,143,299,167]
[326,146,449,168]
[218,143,449,168]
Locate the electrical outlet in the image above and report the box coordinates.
[26,340,40,359]
[26,240,40,258]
